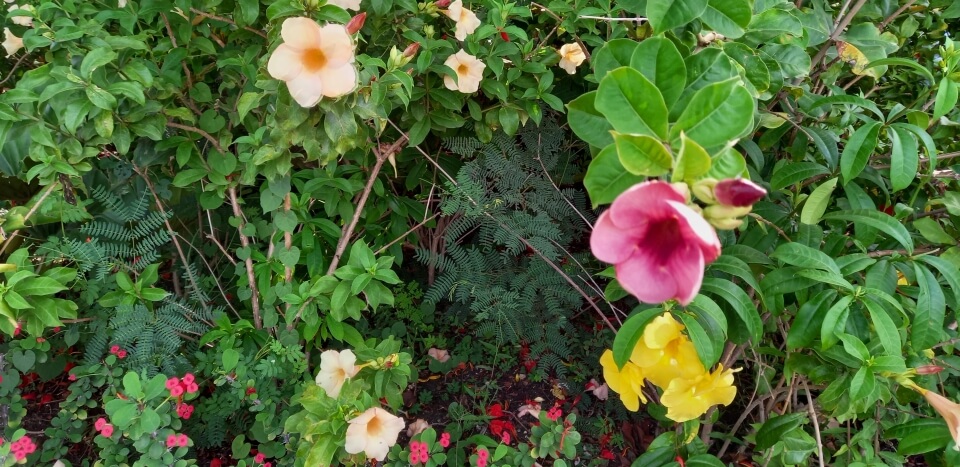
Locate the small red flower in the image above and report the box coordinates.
[182,373,195,385]
[600,448,615,460]
[439,432,450,448]
[117,349,127,359]
[100,424,114,437]
[53,326,61,332]
[68,373,76,381]
[166,434,177,448]
[500,31,509,41]
[36,337,45,343]
[95,418,107,431]
[110,345,120,354]
[177,434,189,447]
[170,385,184,397]
[166,377,180,390]
[254,452,266,463]
[210,460,222,467]
[486,403,504,418]
[246,386,256,396]
[546,406,562,421]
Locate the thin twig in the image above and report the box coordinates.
[229,186,262,328]
[872,151,960,169]
[810,0,869,83]
[866,247,938,258]
[166,121,223,152]
[803,379,826,467]
[0,52,31,87]
[374,212,440,256]
[878,0,915,31]
[189,8,268,38]
[0,183,58,254]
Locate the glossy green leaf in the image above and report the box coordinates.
[756,413,806,451]
[701,0,751,38]
[596,67,669,140]
[629,37,686,108]
[669,78,754,150]
[771,242,842,276]
[678,313,721,370]
[613,133,672,176]
[567,91,614,148]
[863,57,934,83]
[700,277,761,344]
[800,177,837,225]
[820,295,854,350]
[934,77,959,121]
[787,289,838,350]
[821,210,913,253]
[583,145,646,207]
[672,133,711,182]
[912,263,945,351]
[861,296,901,356]
[807,95,884,122]
[612,307,663,368]
[592,39,640,79]
[646,0,707,33]
[839,120,881,183]
[888,126,918,192]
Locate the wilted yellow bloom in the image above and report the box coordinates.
[600,349,647,412]
[266,17,358,108]
[443,49,485,93]
[630,313,705,388]
[660,364,738,422]
[344,407,406,461]
[443,0,480,41]
[920,389,960,450]
[557,43,585,74]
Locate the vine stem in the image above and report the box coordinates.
[387,119,617,333]
[286,136,408,331]
[803,379,826,467]
[229,186,262,329]
[0,182,57,255]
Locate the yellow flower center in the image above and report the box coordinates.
[302,48,328,72]
[366,414,382,435]
[457,63,470,75]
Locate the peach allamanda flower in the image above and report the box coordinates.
[920,389,960,450]
[2,28,22,57]
[315,349,360,398]
[660,364,738,422]
[590,180,721,305]
[7,4,32,27]
[344,407,406,461]
[600,349,647,412]
[267,17,358,108]
[557,43,585,75]
[629,313,705,388]
[443,0,480,41]
[443,49,485,94]
[428,347,450,363]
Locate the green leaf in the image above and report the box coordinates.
[807,95,884,122]
[685,455,726,467]
[893,420,951,455]
[86,85,117,110]
[849,365,875,399]
[669,78,754,151]
[888,126,918,192]
[861,296,901,356]
[913,218,956,245]
[14,276,67,296]
[567,92,614,148]
[140,407,161,433]
[116,271,134,292]
[123,371,142,397]
[863,57,934,83]
[678,313,721,368]
[629,37,686,109]
[787,289,837,350]
[838,332,870,362]
[583,145,646,207]
[839,120,881,183]
[912,263,945,351]
[760,44,811,79]
[222,348,240,371]
[771,242,842,276]
[596,67,669,140]
[700,277,761,344]
[672,133,711,182]
[646,0,708,33]
[820,295,854,349]
[915,256,960,305]
[701,0,751,38]
[80,49,117,79]
[592,39,639,79]
[800,177,838,225]
[3,290,30,309]
[756,413,806,451]
[612,307,663,368]
[613,133,672,176]
[236,92,262,121]
[933,77,957,121]
[821,210,913,253]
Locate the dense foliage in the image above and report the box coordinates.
[0,0,959,465]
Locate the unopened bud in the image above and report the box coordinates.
[691,178,718,204]
[345,12,366,34]
[704,204,752,219]
[916,365,945,375]
[403,42,420,58]
[670,182,691,203]
[708,217,744,230]
[715,178,767,207]
[435,0,451,7]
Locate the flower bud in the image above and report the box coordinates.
[708,217,743,230]
[435,0,451,7]
[916,365,945,375]
[691,178,718,204]
[345,12,366,34]
[704,204,752,219]
[403,42,420,58]
[714,178,767,207]
[670,182,691,203]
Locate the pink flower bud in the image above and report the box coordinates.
[714,178,767,207]
[166,434,177,448]
[916,365,944,375]
[403,42,421,58]
[95,417,107,431]
[166,377,180,390]
[435,0,451,7]
[345,12,366,34]
[177,434,189,447]
[101,424,114,437]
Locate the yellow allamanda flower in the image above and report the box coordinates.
[630,313,705,388]
[600,350,647,412]
[660,364,738,422]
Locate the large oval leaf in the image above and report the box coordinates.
[566,91,613,148]
[646,0,707,33]
[888,125,918,192]
[839,120,881,183]
[596,67,669,140]
[670,78,755,151]
[612,133,673,176]
[583,144,646,207]
[629,37,687,109]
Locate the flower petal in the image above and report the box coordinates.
[317,63,358,98]
[664,242,706,306]
[590,210,643,264]
[317,24,355,68]
[667,200,721,264]
[615,250,678,304]
[609,181,687,229]
[285,72,325,107]
[267,44,303,81]
[344,421,368,454]
[281,17,322,50]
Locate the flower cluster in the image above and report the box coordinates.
[475,447,489,467]
[165,433,189,449]
[546,406,562,421]
[8,436,36,461]
[439,432,451,448]
[253,452,272,466]
[166,373,199,398]
[176,403,194,419]
[94,417,115,437]
[600,313,737,422]
[408,440,430,464]
[109,345,127,359]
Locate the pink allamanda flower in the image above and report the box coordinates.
[590,181,720,305]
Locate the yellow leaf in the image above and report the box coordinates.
[837,42,878,78]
